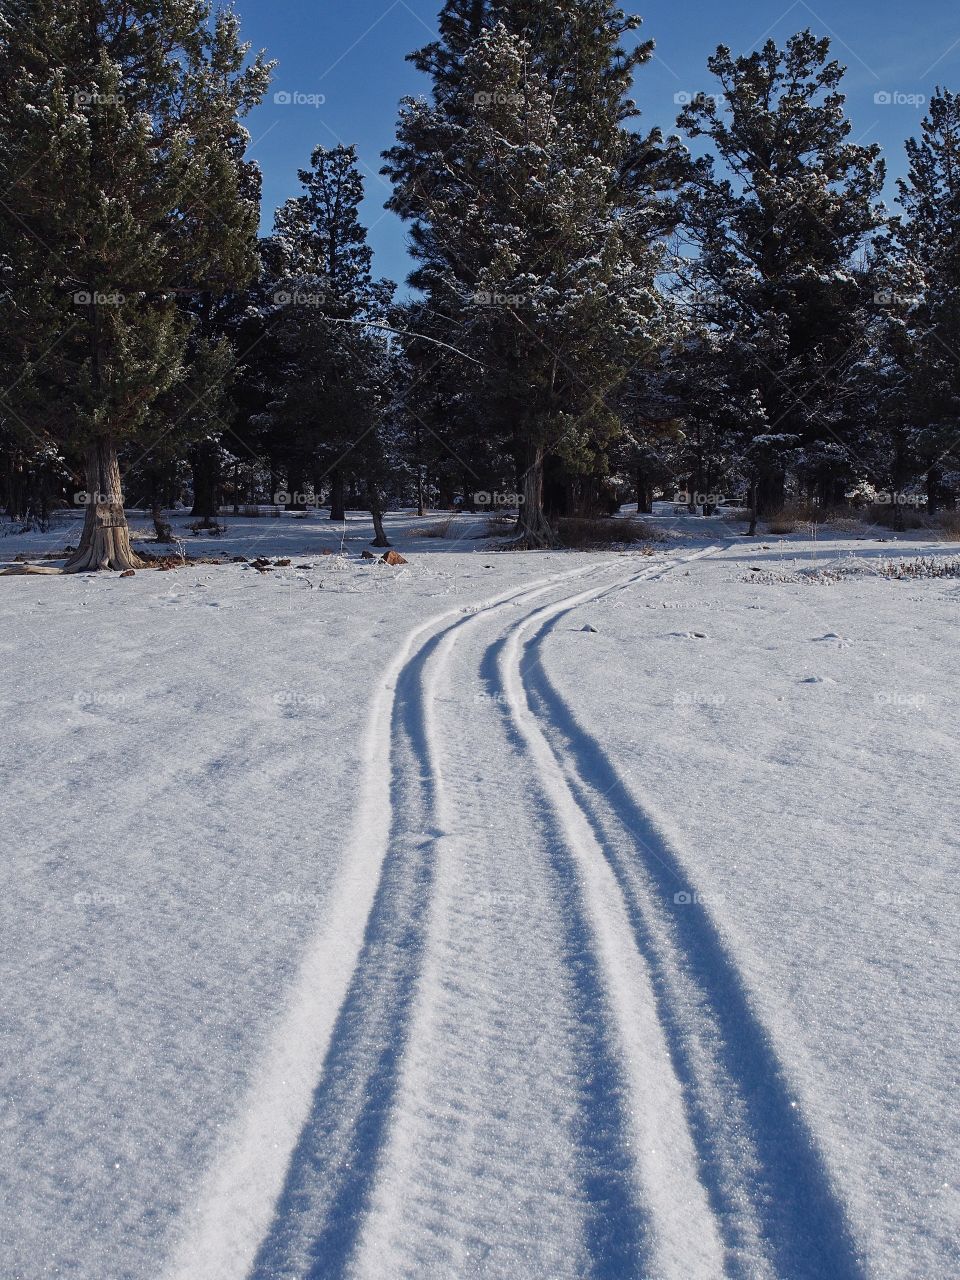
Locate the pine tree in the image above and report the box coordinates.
[0,0,271,569]
[883,89,960,510]
[676,31,884,530]
[384,5,673,544]
[267,145,397,542]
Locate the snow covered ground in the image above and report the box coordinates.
[0,510,957,1280]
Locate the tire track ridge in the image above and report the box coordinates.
[486,552,731,1280]
[162,561,614,1280]
[511,557,867,1280]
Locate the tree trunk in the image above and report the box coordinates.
[5,450,27,519]
[746,481,759,537]
[756,469,785,517]
[462,470,477,513]
[190,441,220,524]
[285,462,309,512]
[65,439,144,572]
[416,465,426,518]
[151,501,173,544]
[367,476,391,548]
[515,445,556,547]
[636,468,652,514]
[927,466,941,516]
[329,469,346,521]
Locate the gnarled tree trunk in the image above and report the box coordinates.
[514,444,556,547]
[65,438,143,572]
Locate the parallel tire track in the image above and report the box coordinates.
[167,542,865,1280]
[163,561,619,1280]
[496,548,867,1280]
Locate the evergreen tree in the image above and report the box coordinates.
[883,89,960,510]
[676,31,884,530]
[385,4,673,544]
[267,145,397,542]
[0,0,271,569]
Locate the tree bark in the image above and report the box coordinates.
[190,441,220,524]
[514,444,556,547]
[329,469,346,521]
[367,475,391,548]
[927,466,941,516]
[416,465,426,518]
[746,481,759,537]
[65,439,144,572]
[636,468,652,514]
[151,500,173,544]
[4,449,27,520]
[285,461,308,512]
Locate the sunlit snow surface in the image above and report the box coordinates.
[0,509,956,1280]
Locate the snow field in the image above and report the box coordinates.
[1,514,957,1279]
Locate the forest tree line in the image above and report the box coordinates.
[2,0,960,566]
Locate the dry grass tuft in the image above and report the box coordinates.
[556,516,663,548]
[416,517,455,539]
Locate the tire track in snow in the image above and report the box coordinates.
[483,550,730,1280]
[162,561,615,1280]
[345,565,665,1280]
[500,548,868,1280]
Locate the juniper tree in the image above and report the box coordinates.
[676,31,884,528]
[0,0,270,569]
[385,4,674,545]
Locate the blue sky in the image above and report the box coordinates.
[235,0,960,289]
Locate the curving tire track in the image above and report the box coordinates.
[496,548,868,1280]
[167,543,866,1280]
[163,561,619,1280]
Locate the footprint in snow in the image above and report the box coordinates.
[669,630,710,639]
[800,675,837,685]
